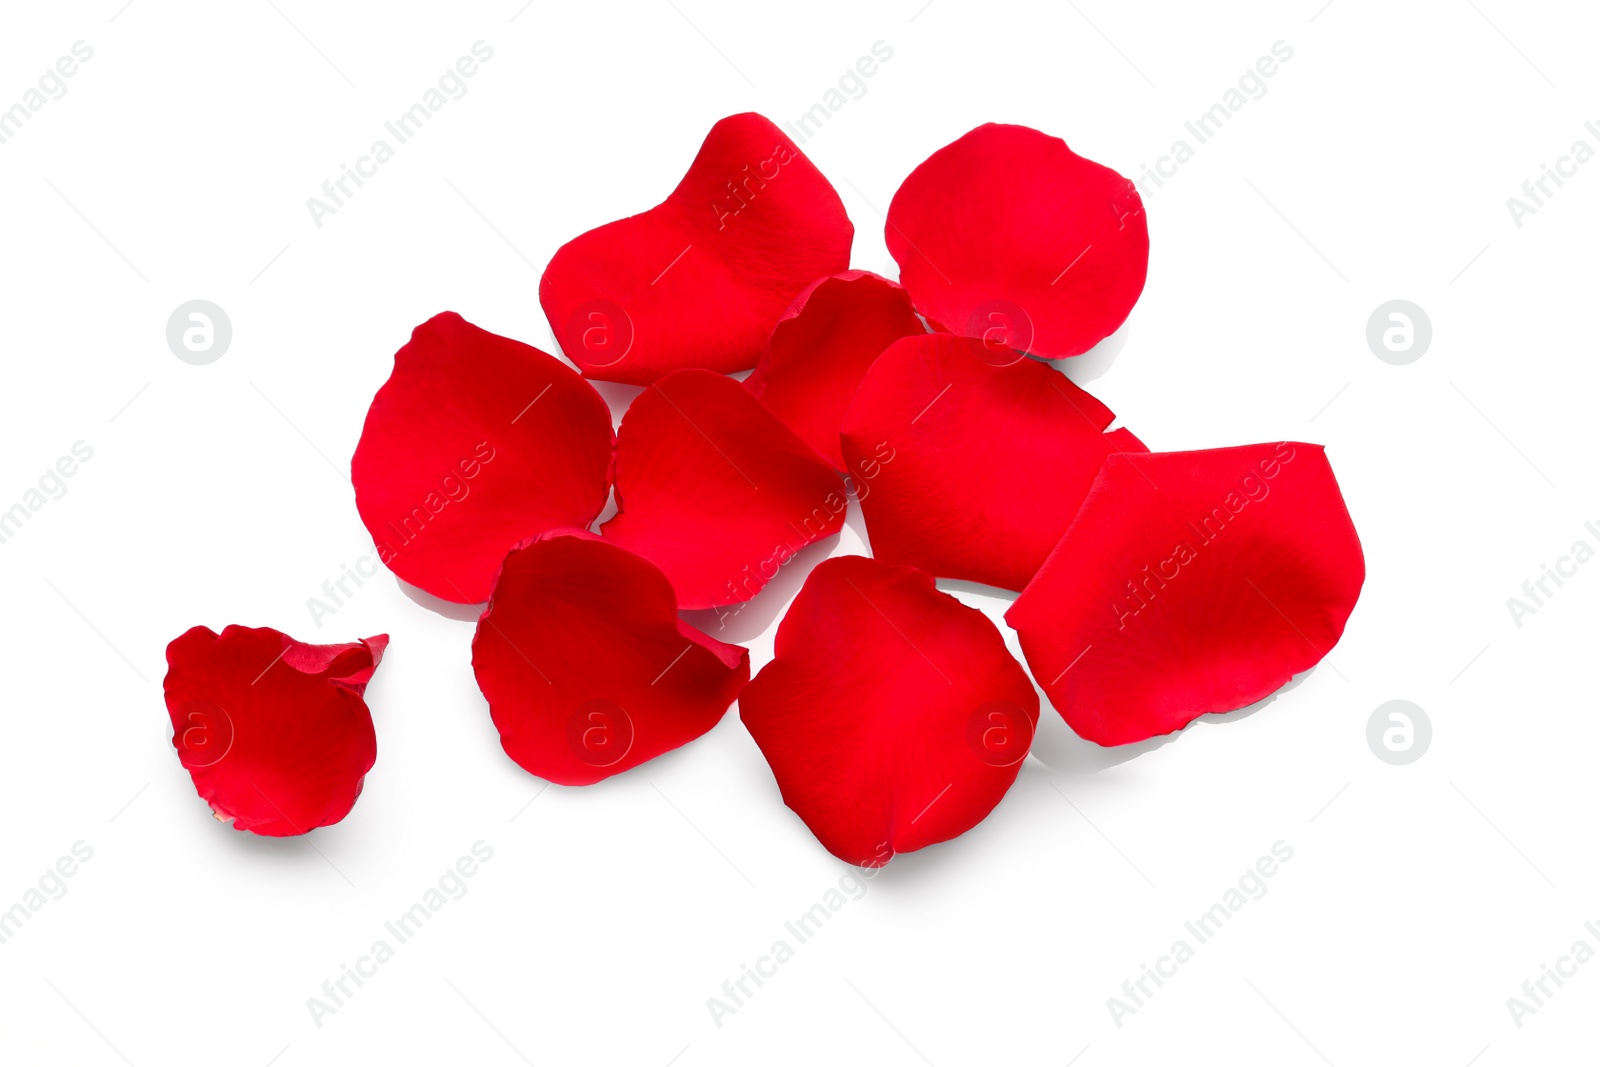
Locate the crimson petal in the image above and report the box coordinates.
[886,123,1148,359]
[541,113,854,385]
[744,270,927,470]
[1006,443,1365,746]
[601,369,847,609]
[472,532,749,785]
[164,625,386,836]
[841,333,1146,591]
[739,555,1039,866]
[351,312,614,603]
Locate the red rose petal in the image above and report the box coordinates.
[540,113,854,385]
[472,531,750,785]
[1006,443,1365,746]
[841,333,1146,591]
[886,123,1148,359]
[744,270,927,469]
[164,625,386,836]
[351,312,614,604]
[601,369,847,609]
[739,555,1039,866]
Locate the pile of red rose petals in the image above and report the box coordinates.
[164,114,1364,866]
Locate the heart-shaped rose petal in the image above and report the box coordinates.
[540,113,854,385]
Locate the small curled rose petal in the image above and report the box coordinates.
[351,312,614,604]
[739,555,1039,866]
[1006,443,1365,747]
[744,271,927,470]
[471,532,749,786]
[541,113,854,385]
[601,369,847,609]
[164,625,387,836]
[841,333,1146,592]
[886,123,1148,359]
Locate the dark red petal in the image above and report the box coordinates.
[601,369,847,609]
[351,312,614,603]
[841,333,1146,591]
[1006,443,1365,746]
[472,532,749,785]
[540,113,854,386]
[744,271,927,469]
[740,555,1039,866]
[886,123,1148,359]
[164,625,385,836]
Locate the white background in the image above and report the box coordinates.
[1,1,1595,1063]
